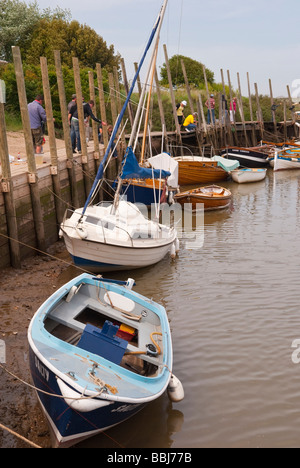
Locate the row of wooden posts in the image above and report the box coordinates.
[0,44,297,269]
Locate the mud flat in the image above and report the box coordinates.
[0,241,73,448]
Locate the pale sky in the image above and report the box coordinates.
[23,0,300,98]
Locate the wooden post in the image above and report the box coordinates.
[95,63,108,201]
[163,44,182,152]
[254,82,264,140]
[181,59,203,155]
[88,70,100,169]
[227,70,238,145]
[287,85,297,136]
[96,63,109,151]
[0,102,21,268]
[134,62,142,95]
[12,46,46,253]
[54,50,79,209]
[247,72,256,146]
[220,69,233,146]
[114,66,126,159]
[283,100,287,141]
[237,72,249,146]
[108,72,118,181]
[72,57,91,197]
[121,58,134,128]
[154,68,169,153]
[40,56,64,225]
[269,78,278,139]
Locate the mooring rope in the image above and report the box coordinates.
[0,422,42,449]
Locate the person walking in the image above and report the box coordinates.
[28,94,47,154]
[69,98,107,153]
[205,94,215,124]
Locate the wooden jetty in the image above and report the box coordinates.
[0,44,298,269]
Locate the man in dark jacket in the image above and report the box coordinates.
[69,99,107,152]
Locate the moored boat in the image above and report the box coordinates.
[28,273,183,448]
[269,149,300,171]
[60,0,180,273]
[174,155,239,185]
[59,199,178,272]
[174,185,232,211]
[220,146,270,168]
[231,168,267,184]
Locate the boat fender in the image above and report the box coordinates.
[167,374,184,403]
[76,224,88,239]
[56,378,112,413]
[170,242,176,259]
[66,284,82,303]
[146,343,159,357]
[175,238,180,254]
[125,278,135,290]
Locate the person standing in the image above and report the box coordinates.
[69,98,107,153]
[28,94,47,154]
[230,97,237,123]
[205,94,215,124]
[176,100,187,126]
[68,94,76,112]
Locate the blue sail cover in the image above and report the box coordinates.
[121,147,171,180]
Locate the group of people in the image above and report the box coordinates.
[176,94,238,131]
[68,94,107,153]
[28,93,108,156]
[28,91,239,156]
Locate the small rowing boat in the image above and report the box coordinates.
[28,273,184,447]
[231,168,267,184]
[174,185,232,211]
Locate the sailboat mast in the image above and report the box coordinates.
[128,0,168,149]
[80,0,168,218]
[140,41,159,165]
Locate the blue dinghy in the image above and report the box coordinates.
[28,273,182,447]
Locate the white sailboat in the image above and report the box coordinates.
[60,0,179,272]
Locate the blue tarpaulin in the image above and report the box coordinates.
[120,147,171,180]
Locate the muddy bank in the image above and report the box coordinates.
[0,241,74,448]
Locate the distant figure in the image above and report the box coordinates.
[230,97,237,123]
[176,100,187,125]
[28,94,47,154]
[205,94,215,124]
[183,113,197,132]
[68,98,107,153]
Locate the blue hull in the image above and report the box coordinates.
[29,348,145,447]
[119,183,161,206]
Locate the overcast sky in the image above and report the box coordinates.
[24,0,300,98]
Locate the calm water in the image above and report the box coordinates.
[59,169,300,448]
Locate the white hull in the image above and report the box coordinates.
[231,168,267,184]
[270,158,300,171]
[60,201,178,272]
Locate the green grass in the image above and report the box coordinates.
[5,111,23,131]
